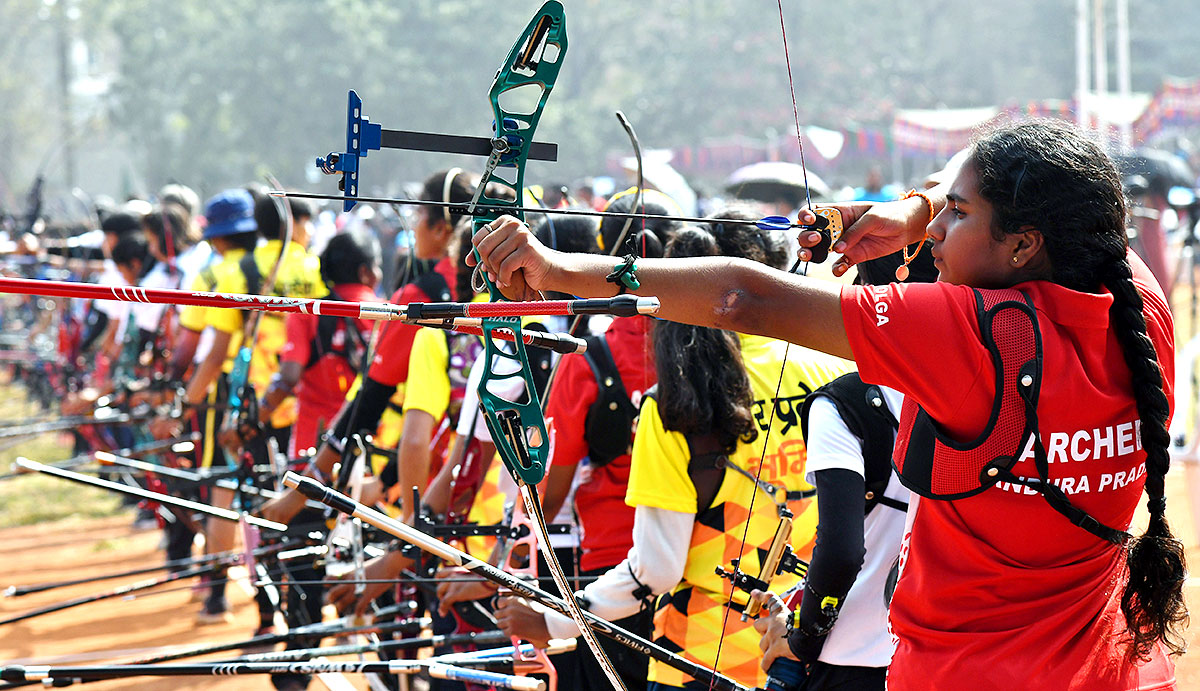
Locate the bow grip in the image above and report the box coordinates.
[804,208,843,264]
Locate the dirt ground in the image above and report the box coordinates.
[0,516,372,690]
[2,474,1200,690]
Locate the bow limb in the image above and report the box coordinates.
[537,111,646,406]
[499,503,560,690]
[219,173,297,586]
[607,111,646,257]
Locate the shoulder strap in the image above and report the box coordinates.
[641,386,722,510]
[199,264,218,291]
[581,333,639,467]
[413,266,452,303]
[238,251,262,296]
[641,386,807,513]
[802,372,907,514]
[306,288,368,372]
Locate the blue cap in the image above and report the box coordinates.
[202,189,257,239]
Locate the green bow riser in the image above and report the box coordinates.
[473,1,567,487]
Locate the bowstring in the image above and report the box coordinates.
[778,0,814,217]
[708,2,810,687]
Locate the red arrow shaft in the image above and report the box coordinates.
[0,276,374,319]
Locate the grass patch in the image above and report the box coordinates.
[92,536,130,552]
[0,462,129,529]
[0,380,128,528]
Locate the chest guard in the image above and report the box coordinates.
[893,289,1039,500]
[893,288,1126,545]
[801,372,907,514]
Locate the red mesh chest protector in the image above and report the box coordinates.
[892,288,1126,545]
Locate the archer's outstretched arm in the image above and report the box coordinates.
[472,218,852,360]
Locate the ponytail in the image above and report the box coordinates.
[1102,258,1187,660]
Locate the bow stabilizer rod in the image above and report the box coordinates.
[283,472,750,691]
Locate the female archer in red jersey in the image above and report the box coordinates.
[470,120,1186,691]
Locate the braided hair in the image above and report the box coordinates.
[969,119,1186,660]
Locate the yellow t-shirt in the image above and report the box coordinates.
[178,259,223,332]
[402,327,453,419]
[206,240,323,427]
[626,333,850,688]
[402,295,492,420]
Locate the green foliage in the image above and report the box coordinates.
[6,0,1200,204]
[0,385,124,528]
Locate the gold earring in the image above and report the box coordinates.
[1012,256,1019,264]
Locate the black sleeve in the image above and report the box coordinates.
[331,376,397,441]
[787,467,867,663]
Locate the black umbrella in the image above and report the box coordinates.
[1115,149,1195,197]
[724,162,831,206]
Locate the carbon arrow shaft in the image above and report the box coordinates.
[13,459,287,531]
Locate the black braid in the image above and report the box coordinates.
[1102,259,1188,660]
[971,119,1187,660]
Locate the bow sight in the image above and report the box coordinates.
[315,92,560,213]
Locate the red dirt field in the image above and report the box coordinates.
[0,516,370,690]
[1,467,1199,689]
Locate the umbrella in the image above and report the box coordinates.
[1115,149,1195,197]
[724,161,831,206]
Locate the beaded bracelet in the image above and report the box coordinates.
[903,188,935,224]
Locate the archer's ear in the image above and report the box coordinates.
[1012,226,1045,259]
[1008,226,1053,278]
